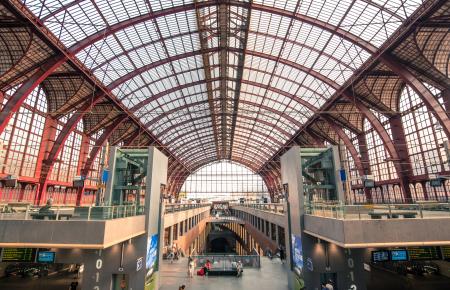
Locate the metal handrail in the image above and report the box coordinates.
[304,201,450,220]
[0,204,145,221]
[165,203,211,213]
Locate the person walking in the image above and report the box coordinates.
[236,261,243,277]
[188,256,195,278]
[168,247,174,264]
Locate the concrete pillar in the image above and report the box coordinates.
[168,226,173,246]
[268,222,272,240]
[275,225,280,245]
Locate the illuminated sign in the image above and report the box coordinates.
[1,248,35,262]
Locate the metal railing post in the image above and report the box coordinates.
[56,206,60,220]
[88,205,92,221]
[25,204,30,220]
[419,204,423,218]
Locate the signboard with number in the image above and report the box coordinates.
[1,248,36,262]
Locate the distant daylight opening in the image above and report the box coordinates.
[180,161,269,202]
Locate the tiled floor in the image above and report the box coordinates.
[159,257,289,290]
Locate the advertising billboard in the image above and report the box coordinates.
[291,234,305,289]
[145,234,159,290]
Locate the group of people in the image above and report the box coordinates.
[195,259,211,276]
[167,244,181,263]
[266,245,286,263]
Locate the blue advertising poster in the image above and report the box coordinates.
[291,234,305,289]
[145,234,159,290]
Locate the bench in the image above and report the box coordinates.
[30,212,73,220]
[31,207,75,220]
[368,211,417,219]
[207,268,238,276]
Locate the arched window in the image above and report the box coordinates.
[399,85,447,176]
[85,129,107,187]
[181,161,269,201]
[363,119,397,182]
[50,114,83,183]
[0,86,47,177]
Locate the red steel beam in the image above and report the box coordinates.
[35,92,105,204]
[0,55,66,134]
[381,54,450,137]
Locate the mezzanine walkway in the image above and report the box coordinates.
[159,257,289,290]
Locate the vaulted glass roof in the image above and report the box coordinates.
[23,0,424,171]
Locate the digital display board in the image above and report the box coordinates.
[1,248,35,262]
[407,247,441,260]
[371,250,389,262]
[37,251,55,263]
[442,246,450,260]
[391,250,408,261]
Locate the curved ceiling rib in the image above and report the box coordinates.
[65,1,377,55]
[22,0,425,178]
[90,29,355,73]
[107,48,340,92]
[171,124,285,154]
[156,113,293,140]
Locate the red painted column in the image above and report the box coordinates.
[389,115,413,202]
[78,133,91,176]
[75,133,91,205]
[357,133,373,203]
[34,117,57,205]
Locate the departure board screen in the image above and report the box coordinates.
[407,247,441,260]
[371,250,389,262]
[441,246,450,259]
[1,248,36,262]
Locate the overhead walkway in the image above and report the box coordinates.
[159,257,288,290]
[230,201,450,248]
[0,203,210,249]
[303,201,450,247]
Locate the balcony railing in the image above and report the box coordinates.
[164,203,210,213]
[0,204,145,221]
[231,203,285,215]
[305,201,450,220]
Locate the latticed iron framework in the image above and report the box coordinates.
[0,0,448,203]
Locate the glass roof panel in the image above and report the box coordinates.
[23,0,425,170]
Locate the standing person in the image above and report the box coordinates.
[202,260,211,276]
[70,281,78,290]
[168,247,174,264]
[320,283,327,290]
[236,261,243,277]
[188,257,195,278]
[179,285,186,290]
[325,279,334,290]
[279,245,285,263]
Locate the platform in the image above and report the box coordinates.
[159,257,288,290]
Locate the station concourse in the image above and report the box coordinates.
[0,0,450,290]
